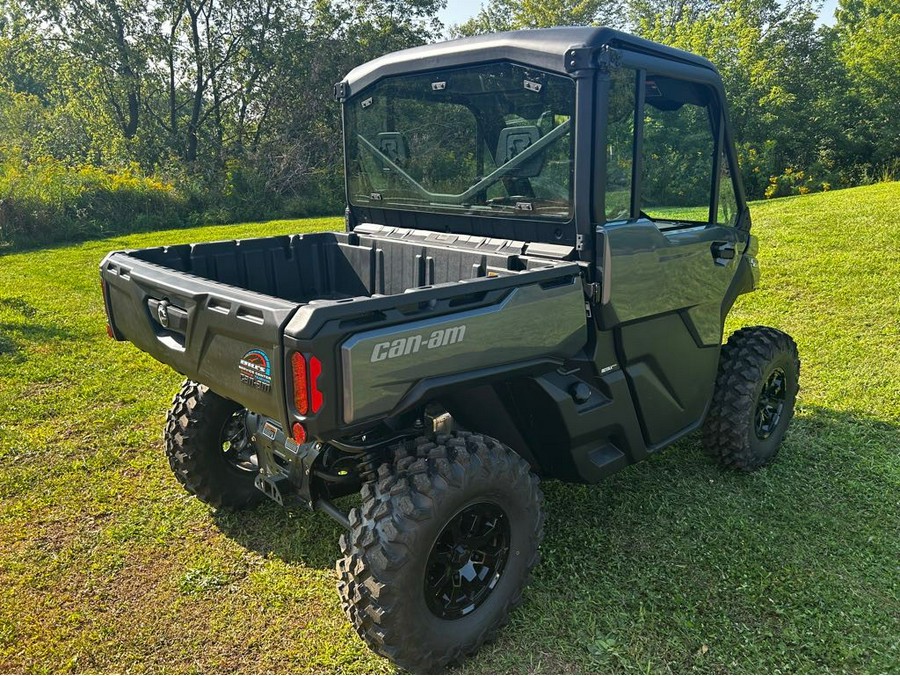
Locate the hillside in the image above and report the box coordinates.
[0,186,897,673]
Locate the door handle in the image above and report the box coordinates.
[711,241,736,262]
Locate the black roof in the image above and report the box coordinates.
[342,26,719,95]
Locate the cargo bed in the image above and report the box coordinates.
[100,225,588,435]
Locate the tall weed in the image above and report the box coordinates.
[0,157,188,249]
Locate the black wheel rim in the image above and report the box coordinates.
[220,409,258,472]
[424,502,510,620]
[755,367,787,440]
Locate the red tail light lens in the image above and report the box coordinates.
[309,356,324,413]
[291,422,307,444]
[291,352,308,414]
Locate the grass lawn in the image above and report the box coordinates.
[1,185,898,673]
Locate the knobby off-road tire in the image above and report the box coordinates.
[703,326,800,470]
[336,431,543,672]
[164,379,263,509]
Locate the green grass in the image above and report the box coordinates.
[1,187,898,673]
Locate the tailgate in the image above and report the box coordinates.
[100,251,299,424]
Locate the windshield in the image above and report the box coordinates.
[346,62,575,220]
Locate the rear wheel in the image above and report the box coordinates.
[703,326,800,470]
[164,379,263,509]
[336,431,543,672]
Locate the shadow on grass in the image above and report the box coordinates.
[212,405,897,571]
[212,497,354,570]
[0,296,84,360]
[543,403,898,531]
[209,406,898,670]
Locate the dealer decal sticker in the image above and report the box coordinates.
[239,349,272,392]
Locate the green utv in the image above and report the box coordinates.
[100,27,800,671]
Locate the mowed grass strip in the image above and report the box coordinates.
[0,186,898,673]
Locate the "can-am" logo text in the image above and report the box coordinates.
[370,325,466,362]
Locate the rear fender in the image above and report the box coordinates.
[283,271,589,440]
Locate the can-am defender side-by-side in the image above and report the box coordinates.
[100,27,800,671]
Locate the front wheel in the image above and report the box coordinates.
[336,431,543,672]
[703,326,800,470]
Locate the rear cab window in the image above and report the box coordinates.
[347,62,576,221]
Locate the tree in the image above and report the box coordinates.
[635,0,831,197]
[836,0,900,169]
[32,0,148,140]
[624,0,715,31]
[0,0,893,237]
[454,0,623,35]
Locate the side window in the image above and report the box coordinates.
[717,150,739,226]
[641,76,716,224]
[605,68,636,221]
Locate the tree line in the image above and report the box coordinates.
[0,0,897,248]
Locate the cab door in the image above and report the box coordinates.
[595,61,749,447]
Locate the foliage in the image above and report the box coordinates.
[764,166,831,199]
[455,0,900,202]
[1,185,899,671]
[0,0,442,248]
[454,0,623,33]
[0,156,188,249]
[0,0,898,248]
[836,0,900,168]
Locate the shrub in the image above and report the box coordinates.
[221,159,283,223]
[764,167,833,199]
[0,157,189,249]
[282,170,345,218]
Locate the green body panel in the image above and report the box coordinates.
[600,220,747,345]
[340,277,588,423]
